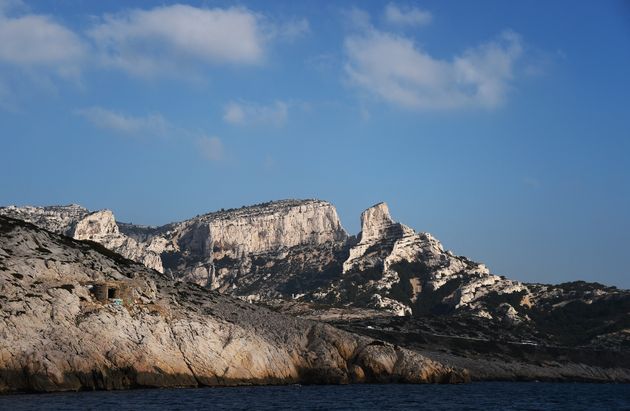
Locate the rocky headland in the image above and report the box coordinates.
[1,199,629,391]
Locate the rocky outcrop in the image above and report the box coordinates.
[306,202,530,319]
[343,202,414,274]
[333,315,630,383]
[70,210,165,273]
[0,204,89,236]
[0,216,467,393]
[0,206,165,273]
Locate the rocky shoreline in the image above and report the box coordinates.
[1,198,629,392]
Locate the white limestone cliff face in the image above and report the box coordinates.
[161,200,348,288]
[72,210,118,238]
[189,199,347,255]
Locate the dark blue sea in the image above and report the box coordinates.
[1,383,629,410]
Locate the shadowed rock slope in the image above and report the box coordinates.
[0,216,467,393]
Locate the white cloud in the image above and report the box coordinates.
[384,3,432,27]
[88,5,266,75]
[0,13,85,70]
[344,29,522,109]
[76,107,168,136]
[223,101,288,127]
[197,136,224,161]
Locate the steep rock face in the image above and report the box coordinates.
[72,210,118,238]
[0,216,466,393]
[157,200,348,292]
[71,210,165,274]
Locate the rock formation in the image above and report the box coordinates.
[2,200,628,327]
[2,198,629,388]
[0,216,467,393]
[289,202,529,319]
[0,206,164,273]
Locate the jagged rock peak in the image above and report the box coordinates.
[358,202,414,244]
[360,203,392,239]
[343,202,415,276]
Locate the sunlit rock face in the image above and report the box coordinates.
[158,199,349,290]
[309,202,529,319]
[343,202,415,274]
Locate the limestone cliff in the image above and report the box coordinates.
[0,216,466,393]
[157,199,348,290]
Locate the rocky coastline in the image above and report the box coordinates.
[1,199,628,392]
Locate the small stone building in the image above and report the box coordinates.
[87,280,133,304]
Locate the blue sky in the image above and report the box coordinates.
[1,1,629,288]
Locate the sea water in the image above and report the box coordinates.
[1,382,629,410]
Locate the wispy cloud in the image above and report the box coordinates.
[223,101,289,127]
[344,26,523,110]
[0,5,87,108]
[0,11,86,76]
[88,5,266,76]
[77,106,226,162]
[384,3,432,27]
[197,136,224,161]
[75,107,169,136]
